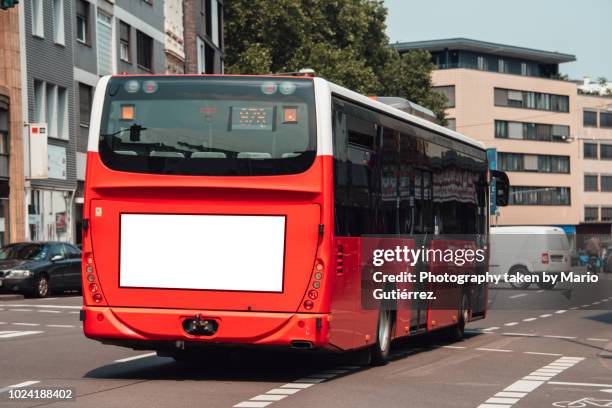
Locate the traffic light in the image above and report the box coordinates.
[0,0,19,10]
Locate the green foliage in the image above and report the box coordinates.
[224,0,447,123]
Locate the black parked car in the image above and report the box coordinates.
[0,242,82,297]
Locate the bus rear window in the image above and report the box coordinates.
[99,76,316,176]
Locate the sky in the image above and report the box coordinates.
[383,0,611,81]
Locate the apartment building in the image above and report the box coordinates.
[22,0,78,243]
[394,38,582,235]
[183,0,224,74]
[577,93,612,235]
[0,5,26,245]
[72,0,166,244]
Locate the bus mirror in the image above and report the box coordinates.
[491,170,510,207]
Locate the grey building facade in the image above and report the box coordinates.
[23,0,78,243]
[72,0,166,244]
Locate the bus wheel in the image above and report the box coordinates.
[536,281,556,290]
[370,308,393,366]
[508,266,531,290]
[444,293,469,341]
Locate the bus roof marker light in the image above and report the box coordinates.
[279,82,296,95]
[261,82,277,95]
[143,81,158,94]
[124,80,140,93]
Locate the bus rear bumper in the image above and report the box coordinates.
[82,306,332,350]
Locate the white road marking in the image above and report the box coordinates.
[509,294,527,299]
[555,310,567,314]
[504,322,518,326]
[265,388,301,395]
[10,309,32,312]
[69,311,80,314]
[483,326,500,331]
[0,331,43,339]
[586,338,609,342]
[522,317,538,322]
[477,356,584,408]
[476,348,513,353]
[280,383,314,389]
[442,345,466,349]
[503,332,537,337]
[0,380,40,394]
[2,304,80,309]
[495,391,527,398]
[234,366,358,408]
[524,352,563,356]
[570,306,579,310]
[114,352,156,363]
[38,310,61,314]
[581,304,589,308]
[46,324,76,328]
[12,322,39,326]
[592,301,601,305]
[539,314,552,318]
[543,335,576,340]
[234,402,272,408]
[250,395,287,402]
[548,381,612,388]
[537,290,544,293]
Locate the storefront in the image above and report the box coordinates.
[27,188,74,243]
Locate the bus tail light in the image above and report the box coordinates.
[82,252,107,306]
[299,258,325,312]
[542,253,549,264]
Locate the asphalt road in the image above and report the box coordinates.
[0,276,610,408]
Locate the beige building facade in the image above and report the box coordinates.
[394,38,612,236]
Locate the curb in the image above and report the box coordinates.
[0,294,25,301]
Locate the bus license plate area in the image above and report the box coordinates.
[119,213,286,292]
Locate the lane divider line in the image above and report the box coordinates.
[233,366,359,408]
[478,356,584,408]
[114,352,157,363]
[0,380,40,394]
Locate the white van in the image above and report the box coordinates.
[489,226,571,289]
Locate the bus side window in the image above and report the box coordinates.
[380,127,399,235]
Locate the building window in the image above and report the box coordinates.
[120,22,131,62]
[584,143,598,159]
[52,0,65,45]
[477,56,487,71]
[585,175,598,192]
[433,85,455,108]
[601,144,612,160]
[494,120,569,143]
[33,81,67,140]
[196,36,205,74]
[601,176,612,192]
[498,152,569,174]
[494,88,569,113]
[509,186,570,206]
[136,31,153,70]
[78,83,93,127]
[76,0,89,44]
[32,0,44,37]
[584,110,597,127]
[445,118,456,131]
[601,112,612,128]
[602,208,612,222]
[585,207,598,222]
[498,59,508,73]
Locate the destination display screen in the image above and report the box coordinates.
[230,106,274,130]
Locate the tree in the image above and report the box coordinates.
[224,0,447,122]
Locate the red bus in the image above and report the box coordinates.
[81,74,508,364]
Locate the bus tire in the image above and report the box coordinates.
[508,265,531,290]
[370,307,394,366]
[441,293,469,342]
